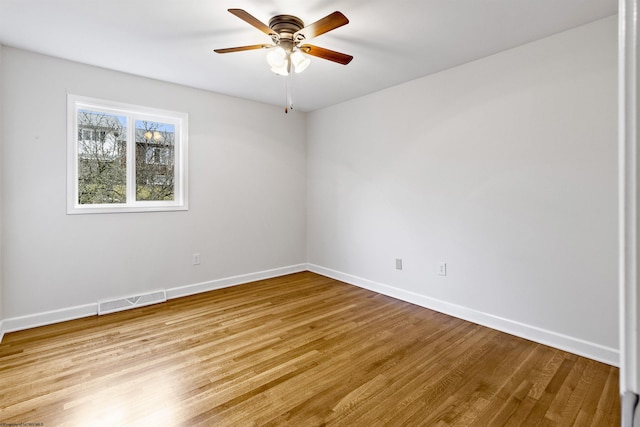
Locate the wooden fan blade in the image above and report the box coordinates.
[299,44,353,65]
[228,9,275,36]
[214,44,272,54]
[294,11,348,40]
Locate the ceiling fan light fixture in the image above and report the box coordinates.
[215,9,352,111]
[291,50,310,73]
[267,46,287,68]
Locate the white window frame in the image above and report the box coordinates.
[67,95,188,214]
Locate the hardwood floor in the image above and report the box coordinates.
[0,272,619,426]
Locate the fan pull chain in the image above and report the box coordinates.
[285,71,293,114]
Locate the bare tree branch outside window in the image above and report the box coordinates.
[76,112,176,204]
[77,110,127,204]
[135,120,175,201]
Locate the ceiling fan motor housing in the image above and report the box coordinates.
[269,15,305,48]
[269,15,304,34]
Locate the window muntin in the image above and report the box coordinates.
[67,95,188,214]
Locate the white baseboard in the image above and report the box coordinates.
[307,264,619,367]
[1,303,97,336]
[166,264,307,299]
[0,264,307,343]
[0,263,619,367]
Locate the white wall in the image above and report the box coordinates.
[307,17,618,363]
[0,47,307,322]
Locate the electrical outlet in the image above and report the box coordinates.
[396,258,403,270]
[438,262,447,276]
[192,253,201,265]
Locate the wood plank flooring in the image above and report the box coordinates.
[0,272,620,426]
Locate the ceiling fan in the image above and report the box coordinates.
[214,9,353,111]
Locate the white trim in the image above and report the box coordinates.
[0,263,615,366]
[66,94,189,214]
[1,303,97,335]
[620,0,640,394]
[166,264,307,299]
[0,264,307,342]
[308,264,619,366]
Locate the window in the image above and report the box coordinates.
[67,95,188,214]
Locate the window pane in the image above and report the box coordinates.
[135,120,175,201]
[77,110,127,204]
[68,95,188,214]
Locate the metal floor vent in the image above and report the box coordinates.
[98,290,167,315]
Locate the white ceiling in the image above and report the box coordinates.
[0,0,617,112]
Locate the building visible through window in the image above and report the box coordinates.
[68,95,188,214]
